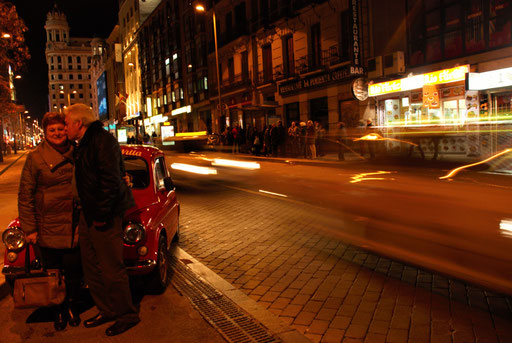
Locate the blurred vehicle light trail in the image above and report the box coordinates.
[171,163,218,175]
[440,148,512,179]
[258,190,288,197]
[212,159,261,170]
[350,171,395,183]
[500,219,512,238]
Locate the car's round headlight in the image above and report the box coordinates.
[2,227,26,250]
[123,223,145,244]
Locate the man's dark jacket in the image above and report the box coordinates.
[74,120,135,226]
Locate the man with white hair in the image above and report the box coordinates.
[65,104,139,336]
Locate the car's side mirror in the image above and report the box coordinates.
[163,177,175,191]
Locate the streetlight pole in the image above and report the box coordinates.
[196,4,222,134]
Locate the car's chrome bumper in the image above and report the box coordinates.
[2,266,24,277]
[125,259,156,274]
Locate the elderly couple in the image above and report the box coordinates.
[17,104,139,336]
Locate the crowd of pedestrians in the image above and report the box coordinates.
[218,119,377,160]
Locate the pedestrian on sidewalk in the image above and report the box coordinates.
[65,104,140,337]
[336,122,347,161]
[263,125,272,156]
[306,120,316,159]
[18,112,82,332]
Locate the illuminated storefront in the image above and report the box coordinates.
[369,65,477,157]
[369,65,512,158]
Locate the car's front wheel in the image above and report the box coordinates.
[147,236,169,293]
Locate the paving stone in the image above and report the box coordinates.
[324,297,344,310]
[337,303,358,317]
[330,316,351,330]
[291,294,311,306]
[304,300,325,313]
[309,320,330,335]
[321,328,344,343]
[316,308,338,321]
[260,291,280,302]
[305,333,322,343]
[291,324,309,334]
[270,297,291,310]
[368,319,388,335]
[281,304,303,317]
[294,311,316,326]
[345,324,368,339]
[363,333,386,343]
[386,328,408,343]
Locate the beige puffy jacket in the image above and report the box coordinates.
[18,140,78,249]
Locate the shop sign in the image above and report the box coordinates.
[369,65,469,96]
[423,65,469,86]
[279,65,364,96]
[467,67,512,90]
[171,105,191,116]
[352,78,368,101]
[351,0,361,66]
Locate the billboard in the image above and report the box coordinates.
[96,72,108,121]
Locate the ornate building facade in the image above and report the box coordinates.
[45,5,93,114]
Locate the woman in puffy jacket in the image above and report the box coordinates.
[18,112,81,331]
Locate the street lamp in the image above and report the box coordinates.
[195,3,222,134]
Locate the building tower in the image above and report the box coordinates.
[45,4,94,113]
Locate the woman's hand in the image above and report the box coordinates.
[26,232,38,244]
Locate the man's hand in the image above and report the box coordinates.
[26,232,38,244]
[123,173,133,188]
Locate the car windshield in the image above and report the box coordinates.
[123,156,149,189]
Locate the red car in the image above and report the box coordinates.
[2,145,180,292]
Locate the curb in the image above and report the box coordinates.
[174,247,311,343]
[0,152,26,177]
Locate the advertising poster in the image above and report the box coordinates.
[161,125,175,146]
[96,72,108,121]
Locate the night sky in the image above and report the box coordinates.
[10,0,119,121]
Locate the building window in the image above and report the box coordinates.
[78,74,82,80]
[68,56,72,63]
[77,56,81,63]
[283,35,294,76]
[58,74,63,80]
[69,74,73,80]
[310,23,321,68]
[340,10,351,62]
[262,44,272,83]
[59,93,64,99]
[79,93,84,98]
[408,0,512,66]
[79,84,83,89]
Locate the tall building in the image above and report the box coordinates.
[119,0,145,130]
[89,26,125,135]
[45,5,93,114]
[136,0,209,135]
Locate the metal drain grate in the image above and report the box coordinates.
[169,256,280,343]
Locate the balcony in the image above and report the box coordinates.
[209,71,252,94]
[295,45,345,74]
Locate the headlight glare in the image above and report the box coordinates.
[2,227,26,250]
[123,223,145,244]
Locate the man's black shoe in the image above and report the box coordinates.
[83,313,115,328]
[68,307,81,327]
[54,311,67,331]
[105,320,140,336]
